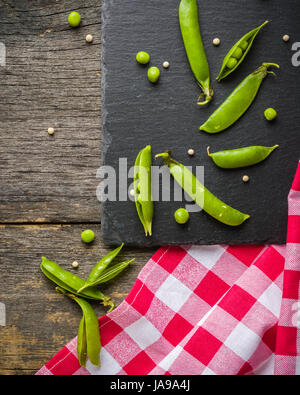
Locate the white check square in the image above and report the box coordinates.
[187,245,225,270]
[159,346,183,370]
[87,348,121,375]
[296,356,300,375]
[125,316,161,350]
[202,367,217,375]
[155,275,193,312]
[259,283,282,318]
[225,322,261,361]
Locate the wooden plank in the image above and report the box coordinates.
[0,0,103,223]
[0,224,155,375]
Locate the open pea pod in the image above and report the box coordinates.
[77,259,135,294]
[217,21,269,82]
[87,243,124,284]
[134,145,153,236]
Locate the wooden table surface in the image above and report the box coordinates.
[0,0,155,375]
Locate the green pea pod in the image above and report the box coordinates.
[155,151,250,227]
[179,0,213,105]
[77,259,135,294]
[217,21,269,82]
[77,316,87,368]
[41,257,105,301]
[87,243,124,284]
[207,145,279,169]
[200,63,280,134]
[134,146,153,236]
[57,289,101,368]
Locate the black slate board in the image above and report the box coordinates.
[101,0,300,247]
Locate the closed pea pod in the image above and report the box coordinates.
[57,288,101,367]
[207,145,279,169]
[155,151,250,227]
[179,0,213,105]
[200,63,280,134]
[77,316,87,368]
[134,145,153,236]
[41,257,113,306]
[217,21,269,81]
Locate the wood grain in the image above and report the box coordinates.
[0,224,154,375]
[0,0,103,223]
[0,0,155,375]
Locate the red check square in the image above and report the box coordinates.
[292,163,300,191]
[157,246,187,273]
[184,327,222,366]
[48,349,80,375]
[226,245,264,267]
[99,316,123,347]
[238,362,253,375]
[287,216,300,243]
[282,270,300,299]
[255,247,285,281]
[276,326,298,356]
[126,279,154,315]
[194,271,230,306]
[219,285,256,321]
[163,314,193,346]
[123,351,156,375]
[262,324,278,351]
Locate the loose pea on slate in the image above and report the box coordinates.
[264,108,278,121]
[217,21,269,82]
[175,208,190,224]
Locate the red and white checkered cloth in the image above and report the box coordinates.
[37,161,300,375]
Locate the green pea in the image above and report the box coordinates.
[226,57,238,69]
[81,229,95,244]
[68,11,81,28]
[264,108,277,121]
[136,51,150,65]
[232,47,243,59]
[148,67,160,83]
[239,40,249,51]
[175,208,190,225]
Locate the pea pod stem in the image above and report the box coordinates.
[207,145,279,169]
[179,0,213,105]
[77,259,135,294]
[155,151,250,227]
[56,287,101,368]
[200,63,280,134]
